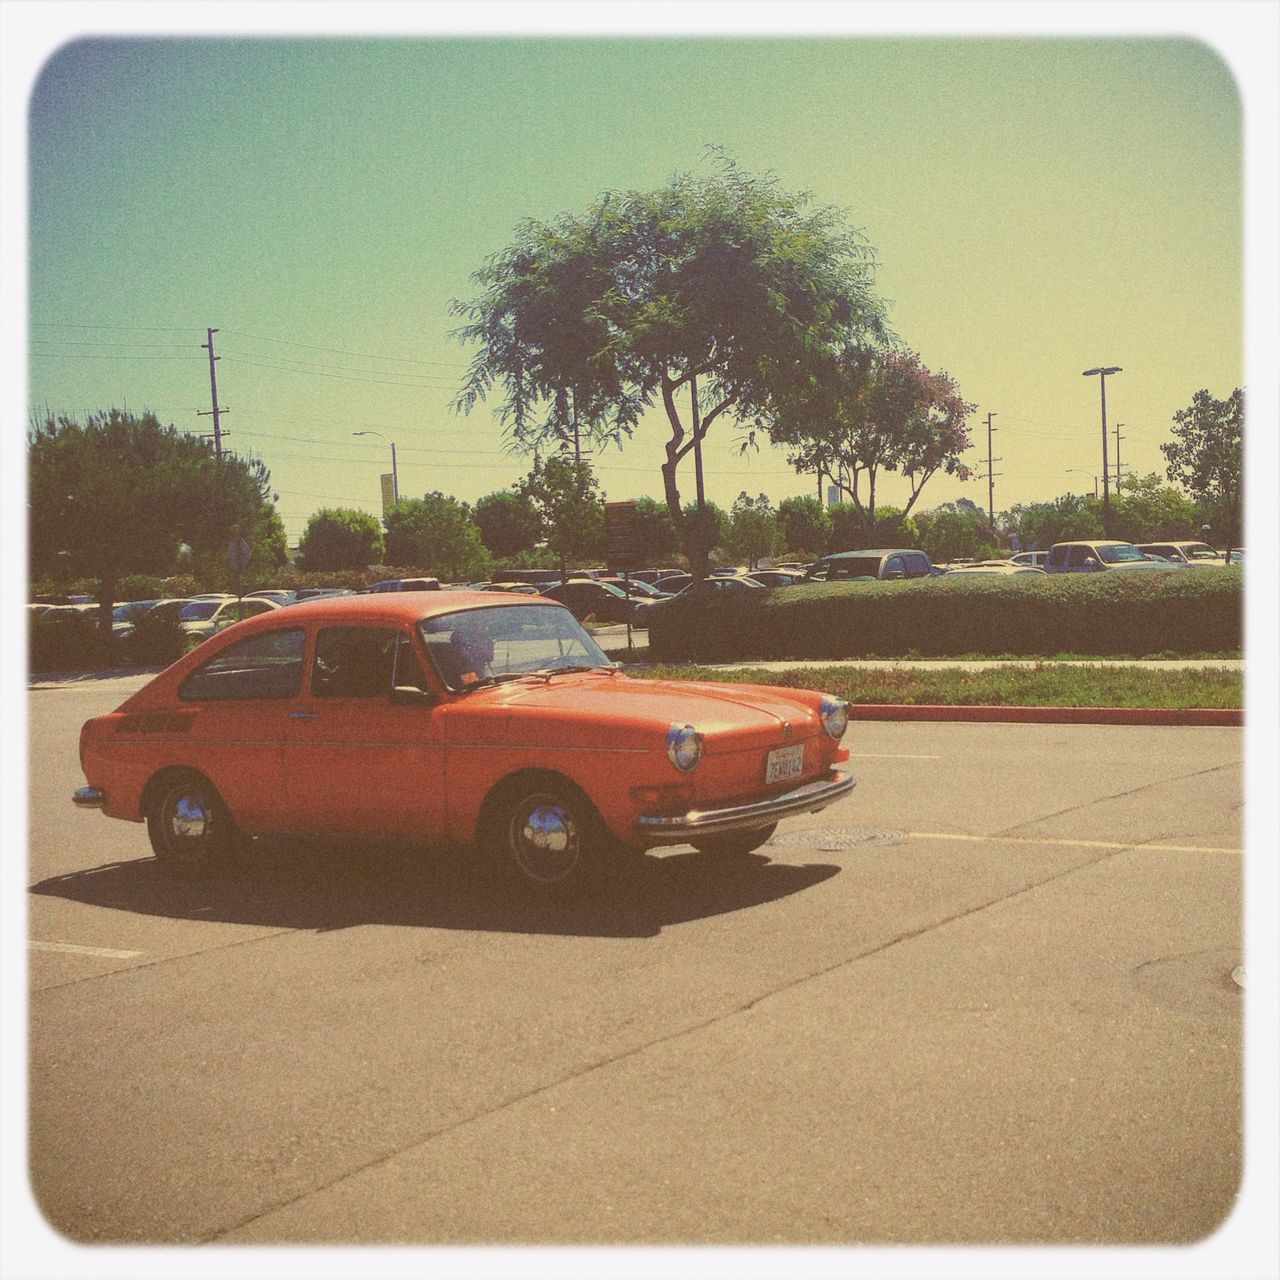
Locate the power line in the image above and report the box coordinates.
[221,354,460,390]
[218,327,467,369]
[217,348,464,386]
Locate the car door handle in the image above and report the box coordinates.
[289,710,320,720]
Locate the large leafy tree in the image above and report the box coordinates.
[517,454,604,578]
[383,493,491,581]
[28,408,280,634]
[451,152,886,574]
[297,508,385,571]
[473,489,543,559]
[916,499,1001,562]
[777,347,975,547]
[723,492,782,569]
[1161,388,1243,549]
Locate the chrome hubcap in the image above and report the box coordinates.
[165,790,212,860]
[509,795,579,884]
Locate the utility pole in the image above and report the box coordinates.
[1083,366,1121,531]
[981,411,1001,532]
[1113,421,1126,491]
[198,327,229,460]
[691,372,705,512]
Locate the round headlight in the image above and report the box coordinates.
[819,695,849,740]
[665,723,703,771]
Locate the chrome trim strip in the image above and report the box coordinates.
[72,786,105,809]
[634,770,855,844]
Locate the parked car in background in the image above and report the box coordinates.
[71,593,855,893]
[370,577,442,592]
[1010,551,1048,569]
[1226,548,1244,564]
[746,570,806,588]
[482,582,543,595]
[633,573,766,627]
[110,599,162,640]
[804,549,934,583]
[1135,541,1228,567]
[624,568,682,585]
[1044,541,1178,573]
[247,589,299,606]
[540,578,637,624]
[178,597,282,640]
[654,573,694,594]
[597,576,673,602]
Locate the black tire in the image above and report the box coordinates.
[690,823,777,858]
[488,780,606,893]
[146,773,241,879]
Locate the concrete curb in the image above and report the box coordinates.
[848,704,1242,727]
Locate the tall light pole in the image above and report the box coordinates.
[1066,468,1100,499]
[1082,366,1121,530]
[353,430,398,506]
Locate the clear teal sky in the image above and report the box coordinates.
[27,36,1242,544]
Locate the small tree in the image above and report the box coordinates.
[517,454,604,578]
[628,496,682,567]
[473,489,543,559]
[723,493,782,569]
[28,408,280,639]
[1161,388,1243,551]
[383,493,491,581]
[1109,472,1199,543]
[1004,494,1104,551]
[776,496,832,559]
[297,508,385,571]
[917,500,1001,562]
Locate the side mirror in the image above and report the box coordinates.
[390,685,436,707]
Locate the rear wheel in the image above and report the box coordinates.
[690,823,777,858]
[146,774,241,878]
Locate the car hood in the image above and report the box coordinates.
[450,672,822,753]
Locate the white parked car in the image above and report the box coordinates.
[1135,541,1227,567]
[178,597,282,639]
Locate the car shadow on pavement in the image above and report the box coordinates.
[28,838,840,940]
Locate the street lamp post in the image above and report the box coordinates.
[1065,469,1100,499]
[353,430,398,505]
[1082,366,1122,530]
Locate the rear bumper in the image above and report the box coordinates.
[634,769,855,846]
[72,786,105,809]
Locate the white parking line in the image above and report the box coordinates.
[30,941,143,959]
[907,831,1240,855]
[851,753,942,760]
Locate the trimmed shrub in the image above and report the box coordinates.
[647,568,1244,661]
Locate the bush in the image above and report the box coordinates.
[29,611,119,673]
[122,611,190,666]
[647,568,1244,661]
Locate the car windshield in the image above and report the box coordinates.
[418,604,613,692]
[1098,543,1148,563]
[179,601,221,621]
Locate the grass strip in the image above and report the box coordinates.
[629,663,1243,710]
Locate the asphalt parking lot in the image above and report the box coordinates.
[23,674,1244,1247]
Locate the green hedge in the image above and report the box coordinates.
[647,569,1244,661]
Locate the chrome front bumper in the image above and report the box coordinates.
[72,786,105,809]
[634,769,855,846]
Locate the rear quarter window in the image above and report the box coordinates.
[179,628,306,701]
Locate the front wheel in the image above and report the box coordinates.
[690,823,777,858]
[492,783,604,892]
[146,774,241,878]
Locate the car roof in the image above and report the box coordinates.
[818,548,923,560]
[257,590,552,627]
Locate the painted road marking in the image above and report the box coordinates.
[851,753,942,760]
[907,831,1240,856]
[30,941,143,959]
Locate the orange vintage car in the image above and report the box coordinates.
[73,593,854,891]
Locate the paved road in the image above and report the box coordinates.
[23,674,1244,1249]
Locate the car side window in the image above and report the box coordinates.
[905,554,930,578]
[1067,546,1093,568]
[312,627,422,698]
[179,629,305,701]
[1047,547,1067,569]
[885,556,906,578]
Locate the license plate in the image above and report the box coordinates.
[765,743,804,784]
